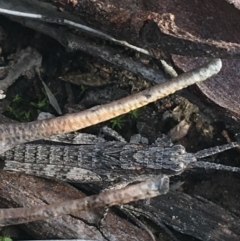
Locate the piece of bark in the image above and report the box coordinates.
[4,171,240,241]
[0,47,42,92]
[0,174,169,226]
[16,18,166,84]
[2,0,240,58]
[3,1,240,125]
[172,56,240,122]
[0,0,167,83]
[127,191,240,241]
[45,0,240,58]
[0,171,153,240]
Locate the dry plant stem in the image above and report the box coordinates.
[0,174,169,227]
[13,17,166,83]
[0,5,151,56]
[1,2,174,83]
[0,59,222,154]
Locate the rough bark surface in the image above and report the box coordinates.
[1,171,240,241]
[128,191,240,241]
[46,0,240,58]
[0,171,153,240]
[172,55,240,121]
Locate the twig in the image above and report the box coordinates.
[0,5,151,56]
[13,18,167,83]
[0,59,222,154]
[0,174,169,227]
[0,2,167,83]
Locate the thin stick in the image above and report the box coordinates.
[0,174,169,227]
[0,59,222,154]
[0,7,151,56]
[0,3,177,83]
[15,18,166,83]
